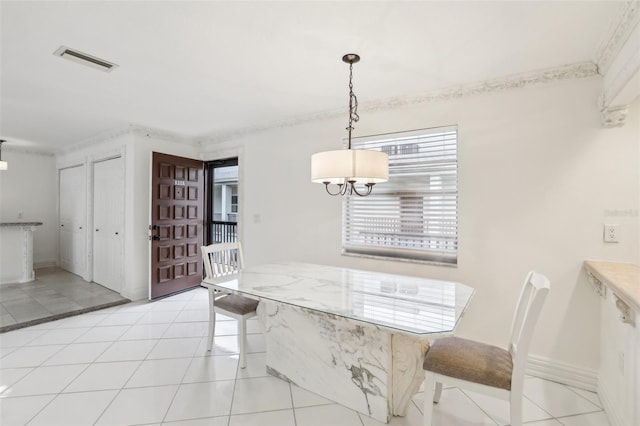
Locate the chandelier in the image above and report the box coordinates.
[311,54,388,196]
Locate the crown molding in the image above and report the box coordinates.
[594,1,640,75]
[2,145,56,157]
[59,124,197,155]
[197,61,599,145]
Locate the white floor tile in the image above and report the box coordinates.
[565,386,602,409]
[362,400,425,425]
[0,345,65,368]
[0,346,17,358]
[182,299,210,310]
[28,389,118,426]
[523,420,563,426]
[119,323,171,341]
[164,380,235,422]
[164,416,229,425]
[291,383,333,408]
[0,329,46,348]
[462,389,553,424]
[427,388,498,425]
[55,314,110,328]
[556,410,610,426]
[230,409,296,426]
[147,337,201,359]
[64,360,140,392]
[148,301,188,311]
[182,354,238,383]
[196,335,239,355]
[95,385,178,425]
[523,378,600,418]
[137,310,181,324]
[295,403,363,426]
[162,321,209,339]
[125,357,192,388]
[73,325,130,343]
[174,309,210,323]
[116,301,153,313]
[246,333,266,353]
[213,320,239,336]
[98,311,145,326]
[3,364,87,397]
[231,376,292,415]
[25,327,90,346]
[0,394,55,426]
[235,352,268,379]
[42,341,111,366]
[96,339,157,362]
[0,368,33,394]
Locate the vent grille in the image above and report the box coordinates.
[53,46,118,72]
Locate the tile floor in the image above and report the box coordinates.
[0,287,610,426]
[0,268,129,331]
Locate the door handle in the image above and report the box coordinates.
[153,235,160,240]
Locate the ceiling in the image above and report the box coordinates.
[0,1,620,151]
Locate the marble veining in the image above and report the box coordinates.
[205,262,474,335]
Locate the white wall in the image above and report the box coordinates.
[0,149,58,267]
[202,77,640,372]
[56,130,199,301]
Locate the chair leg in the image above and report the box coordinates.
[207,289,216,352]
[238,317,247,369]
[434,381,443,403]
[422,372,436,426]
[509,390,522,426]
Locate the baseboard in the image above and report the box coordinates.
[526,354,598,392]
[597,380,623,426]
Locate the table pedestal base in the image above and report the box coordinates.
[257,301,429,423]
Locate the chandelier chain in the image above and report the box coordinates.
[346,61,359,149]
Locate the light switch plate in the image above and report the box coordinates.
[603,224,619,243]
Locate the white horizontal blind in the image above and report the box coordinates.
[343,126,458,264]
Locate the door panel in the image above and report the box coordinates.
[150,152,204,299]
[93,157,124,293]
[59,165,86,276]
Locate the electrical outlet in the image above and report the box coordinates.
[603,224,619,243]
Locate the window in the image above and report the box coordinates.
[343,126,458,265]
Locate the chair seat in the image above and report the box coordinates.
[423,336,513,390]
[216,294,259,315]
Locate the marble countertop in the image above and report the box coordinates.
[204,262,475,335]
[584,260,640,313]
[0,222,43,227]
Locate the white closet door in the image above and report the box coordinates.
[93,157,124,293]
[59,165,86,276]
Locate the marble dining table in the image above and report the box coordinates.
[203,262,475,423]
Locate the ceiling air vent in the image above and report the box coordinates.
[53,46,118,72]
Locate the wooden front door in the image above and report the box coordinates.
[150,152,204,299]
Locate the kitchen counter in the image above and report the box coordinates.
[0,222,43,284]
[584,260,640,313]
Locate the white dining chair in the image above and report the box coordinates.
[201,242,258,368]
[422,271,550,426]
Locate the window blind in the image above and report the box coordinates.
[343,126,458,264]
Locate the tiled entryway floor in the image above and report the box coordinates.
[0,287,609,425]
[0,268,129,332]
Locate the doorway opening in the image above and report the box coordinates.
[206,157,238,245]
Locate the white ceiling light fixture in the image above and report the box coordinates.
[0,140,8,170]
[311,54,388,197]
[53,46,118,72]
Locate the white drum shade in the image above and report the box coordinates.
[0,161,7,170]
[311,149,388,184]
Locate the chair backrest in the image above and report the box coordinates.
[509,271,550,383]
[201,242,244,280]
